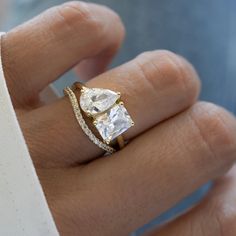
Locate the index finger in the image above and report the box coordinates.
[2,1,125,107]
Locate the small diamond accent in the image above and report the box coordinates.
[80,88,120,115]
[94,104,134,143]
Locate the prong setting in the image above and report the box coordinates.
[105,138,111,145]
[78,85,134,144]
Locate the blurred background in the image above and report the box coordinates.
[1,0,235,235]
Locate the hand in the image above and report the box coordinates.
[2,2,236,235]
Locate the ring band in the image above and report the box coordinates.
[64,86,116,154]
[73,82,134,148]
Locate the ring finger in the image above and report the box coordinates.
[24,50,200,167]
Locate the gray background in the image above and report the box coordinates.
[3,0,236,235]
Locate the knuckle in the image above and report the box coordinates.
[136,50,200,101]
[190,102,236,167]
[53,1,102,35]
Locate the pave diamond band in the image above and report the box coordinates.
[64,87,116,154]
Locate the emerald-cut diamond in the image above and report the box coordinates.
[94,104,134,143]
[80,87,120,115]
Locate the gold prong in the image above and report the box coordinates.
[105,138,111,145]
[117,92,121,96]
[93,120,98,125]
[119,101,124,106]
[73,82,85,90]
[131,121,135,126]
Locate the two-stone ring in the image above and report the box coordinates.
[64,82,134,154]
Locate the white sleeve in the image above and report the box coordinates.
[0,32,59,236]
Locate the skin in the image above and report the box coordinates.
[1,1,236,235]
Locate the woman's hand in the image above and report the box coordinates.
[2,2,236,235]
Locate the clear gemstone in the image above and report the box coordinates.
[80,88,120,115]
[94,104,133,143]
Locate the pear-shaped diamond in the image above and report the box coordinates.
[80,88,120,115]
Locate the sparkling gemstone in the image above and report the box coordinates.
[94,104,134,143]
[80,88,120,115]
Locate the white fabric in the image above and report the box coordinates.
[0,32,59,236]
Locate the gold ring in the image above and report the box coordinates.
[73,82,134,149]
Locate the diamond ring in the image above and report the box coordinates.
[72,82,134,150]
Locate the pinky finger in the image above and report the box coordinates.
[148,165,236,236]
